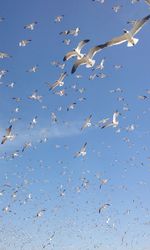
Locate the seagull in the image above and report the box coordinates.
[67,102,76,111]
[60,27,80,36]
[26,65,39,73]
[81,114,92,130]
[0,52,11,59]
[63,39,90,61]
[71,44,106,74]
[54,15,64,23]
[74,142,87,158]
[102,14,150,47]
[94,57,106,71]
[101,111,120,129]
[24,21,37,30]
[28,90,42,101]
[19,39,31,47]
[1,125,14,144]
[48,72,67,91]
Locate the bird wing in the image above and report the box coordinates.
[1,136,7,144]
[63,50,77,61]
[6,125,12,135]
[130,14,150,35]
[49,81,59,91]
[59,72,67,81]
[76,39,90,52]
[71,57,88,74]
[103,33,128,47]
[87,44,105,59]
[112,111,119,123]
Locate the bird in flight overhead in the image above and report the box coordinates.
[71,44,106,74]
[101,111,120,129]
[63,39,90,61]
[74,142,87,158]
[102,14,150,47]
[1,125,14,144]
[48,72,67,91]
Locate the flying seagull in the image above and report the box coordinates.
[71,44,106,74]
[102,14,150,47]
[63,39,90,61]
[48,72,67,91]
[74,142,87,158]
[101,111,120,129]
[81,114,92,130]
[1,125,14,144]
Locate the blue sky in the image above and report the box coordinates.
[0,0,150,249]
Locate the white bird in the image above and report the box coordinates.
[27,65,39,73]
[81,114,92,130]
[19,39,31,47]
[94,57,106,70]
[0,52,11,59]
[71,44,106,74]
[60,27,80,36]
[24,21,37,30]
[28,90,42,101]
[1,125,14,144]
[48,72,67,91]
[101,111,120,129]
[102,14,150,47]
[54,15,64,23]
[63,39,90,61]
[74,142,87,158]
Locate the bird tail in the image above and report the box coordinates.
[127,38,139,47]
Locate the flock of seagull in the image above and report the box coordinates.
[1,1,150,249]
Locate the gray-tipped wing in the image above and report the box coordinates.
[130,14,150,35]
[77,39,90,51]
[71,57,88,74]
[103,33,128,47]
[63,50,77,61]
[87,44,106,59]
[59,71,67,81]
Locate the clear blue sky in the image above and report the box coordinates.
[0,0,150,249]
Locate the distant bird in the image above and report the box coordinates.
[71,44,106,74]
[48,72,67,91]
[99,203,110,213]
[102,14,150,47]
[54,15,64,23]
[63,39,90,61]
[0,69,8,79]
[67,102,76,111]
[74,142,87,158]
[101,111,120,129]
[60,27,80,36]
[54,89,66,96]
[22,142,32,152]
[26,65,39,73]
[19,39,31,47]
[94,57,106,71]
[28,90,42,101]
[112,4,122,13]
[24,21,37,30]
[81,114,92,130]
[51,112,57,123]
[0,52,11,59]
[1,125,14,144]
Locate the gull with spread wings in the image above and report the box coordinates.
[102,14,150,47]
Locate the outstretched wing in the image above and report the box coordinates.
[87,44,106,59]
[130,14,150,35]
[76,39,90,52]
[63,50,77,61]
